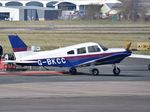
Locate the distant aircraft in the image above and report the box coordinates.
[6,34,150,75]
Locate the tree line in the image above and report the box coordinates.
[82,0,149,21]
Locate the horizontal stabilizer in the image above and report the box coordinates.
[2,60,37,64]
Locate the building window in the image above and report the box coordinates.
[0,13,9,20]
[58,2,76,10]
[77,47,86,54]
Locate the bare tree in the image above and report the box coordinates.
[120,0,138,21]
[138,7,147,21]
[83,4,103,20]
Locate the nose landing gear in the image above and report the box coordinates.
[113,65,120,76]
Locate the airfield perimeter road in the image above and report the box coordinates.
[0,25,150,33]
[0,58,150,112]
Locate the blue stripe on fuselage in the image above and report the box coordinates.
[16,51,131,67]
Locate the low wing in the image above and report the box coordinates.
[77,59,97,67]
[129,54,150,59]
[77,55,116,67]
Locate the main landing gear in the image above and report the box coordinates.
[69,67,77,75]
[69,65,121,76]
[90,68,99,76]
[90,65,121,76]
[69,67,100,75]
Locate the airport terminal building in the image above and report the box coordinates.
[0,0,121,21]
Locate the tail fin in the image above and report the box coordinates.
[8,34,32,60]
[8,34,28,52]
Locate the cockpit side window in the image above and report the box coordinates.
[77,47,86,54]
[67,50,74,55]
[88,45,101,53]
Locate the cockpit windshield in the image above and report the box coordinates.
[99,44,108,51]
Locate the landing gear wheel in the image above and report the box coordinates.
[113,67,120,76]
[148,64,150,71]
[91,68,99,76]
[69,67,77,75]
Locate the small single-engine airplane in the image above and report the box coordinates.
[6,34,150,75]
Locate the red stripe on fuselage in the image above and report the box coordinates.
[13,48,27,52]
[65,52,114,60]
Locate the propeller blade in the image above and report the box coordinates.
[125,42,132,50]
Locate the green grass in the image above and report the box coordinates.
[0,20,150,54]
[0,32,150,54]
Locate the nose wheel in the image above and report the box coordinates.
[113,65,120,76]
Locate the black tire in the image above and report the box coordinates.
[69,67,77,75]
[113,67,120,76]
[91,68,99,76]
[148,64,150,71]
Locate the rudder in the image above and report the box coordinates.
[8,35,28,52]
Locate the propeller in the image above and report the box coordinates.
[125,42,132,51]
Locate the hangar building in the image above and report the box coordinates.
[0,6,61,21]
[0,0,121,21]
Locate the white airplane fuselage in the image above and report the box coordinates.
[7,34,150,75]
[14,42,131,67]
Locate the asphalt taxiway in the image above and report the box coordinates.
[0,96,150,112]
[0,57,150,84]
[0,81,150,112]
[0,58,150,112]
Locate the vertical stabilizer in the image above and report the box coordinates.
[8,35,28,52]
[8,35,33,60]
